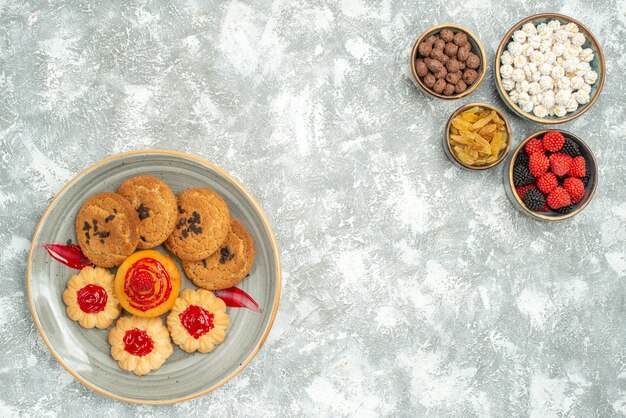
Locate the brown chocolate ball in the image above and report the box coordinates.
[463,69,479,85]
[425,35,438,45]
[418,41,432,57]
[429,48,446,62]
[432,78,446,93]
[445,58,460,73]
[457,44,471,62]
[423,73,436,88]
[445,71,462,85]
[434,38,446,50]
[434,67,447,79]
[454,80,468,93]
[415,59,428,77]
[444,42,459,57]
[440,54,449,64]
[453,32,468,46]
[466,53,481,69]
[425,58,443,72]
[459,61,466,70]
[443,83,456,96]
[439,29,454,42]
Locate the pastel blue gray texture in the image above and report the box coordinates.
[1,0,625,416]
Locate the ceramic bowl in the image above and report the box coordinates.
[504,130,598,221]
[411,24,487,99]
[494,13,605,124]
[444,102,512,170]
[27,150,281,404]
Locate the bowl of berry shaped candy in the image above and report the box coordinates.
[505,130,597,221]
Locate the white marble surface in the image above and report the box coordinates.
[1,0,626,416]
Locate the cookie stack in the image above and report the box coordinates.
[75,175,255,290]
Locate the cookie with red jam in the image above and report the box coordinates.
[109,316,173,375]
[63,266,121,329]
[183,219,255,290]
[115,250,181,318]
[116,175,177,249]
[166,289,229,353]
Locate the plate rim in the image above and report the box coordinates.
[26,149,282,405]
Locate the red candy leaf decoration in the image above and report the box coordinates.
[214,287,262,314]
[43,243,93,270]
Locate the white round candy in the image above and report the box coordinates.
[500,64,514,79]
[533,104,549,118]
[539,75,553,90]
[566,98,579,112]
[528,81,541,95]
[564,60,578,74]
[522,101,535,113]
[522,22,538,35]
[502,78,516,91]
[513,30,527,44]
[518,91,531,106]
[547,20,561,30]
[584,71,597,84]
[538,26,552,40]
[532,93,542,105]
[512,68,525,82]
[507,41,524,56]
[555,89,571,105]
[530,70,541,82]
[564,23,579,35]
[551,65,565,79]
[574,62,591,77]
[572,32,586,47]
[508,90,520,103]
[579,48,594,62]
[542,90,556,108]
[515,80,530,94]
[501,50,514,65]
[528,35,541,49]
[552,43,565,57]
[530,50,545,64]
[513,54,528,68]
[556,76,571,90]
[579,83,591,94]
[573,90,590,104]
[539,63,552,75]
[570,76,584,90]
[554,29,569,43]
[553,105,567,117]
[540,39,553,53]
[544,51,556,64]
[522,44,535,57]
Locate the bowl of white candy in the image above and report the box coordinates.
[495,13,605,124]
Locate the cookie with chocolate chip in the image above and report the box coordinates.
[164,188,229,261]
[75,192,139,267]
[116,175,177,249]
[182,219,255,290]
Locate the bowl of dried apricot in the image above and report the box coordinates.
[445,103,511,169]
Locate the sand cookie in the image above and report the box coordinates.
[167,289,229,353]
[116,175,177,249]
[164,188,230,261]
[62,266,121,329]
[75,192,139,268]
[183,220,255,290]
[109,316,173,376]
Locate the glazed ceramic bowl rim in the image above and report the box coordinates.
[508,130,598,221]
[494,13,606,124]
[26,149,282,404]
[445,102,512,170]
[411,24,487,100]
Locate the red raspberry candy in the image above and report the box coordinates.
[515,185,536,200]
[529,153,549,177]
[525,138,544,156]
[568,156,586,178]
[536,172,558,194]
[549,153,572,177]
[563,177,585,204]
[546,187,571,210]
[542,131,565,152]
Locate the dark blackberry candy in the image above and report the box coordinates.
[513,164,534,187]
[522,189,546,211]
[561,138,581,157]
[554,204,574,215]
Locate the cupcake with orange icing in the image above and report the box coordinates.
[167,289,229,353]
[63,266,121,329]
[109,316,173,375]
[115,250,181,318]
